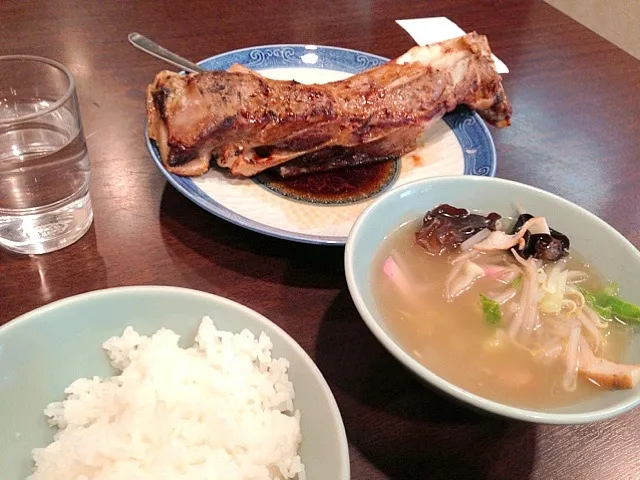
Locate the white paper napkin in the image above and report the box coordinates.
[396,17,509,74]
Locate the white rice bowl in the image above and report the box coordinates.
[28,316,304,480]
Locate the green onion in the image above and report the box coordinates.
[604,281,619,297]
[540,269,568,314]
[579,286,640,323]
[480,294,502,326]
[511,275,521,288]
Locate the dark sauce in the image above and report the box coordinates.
[255,160,398,204]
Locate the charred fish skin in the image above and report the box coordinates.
[147,32,512,177]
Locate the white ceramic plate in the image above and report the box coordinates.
[146,45,497,245]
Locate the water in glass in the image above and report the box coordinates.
[0,57,93,254]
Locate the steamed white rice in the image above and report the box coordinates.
[29,316,304,480]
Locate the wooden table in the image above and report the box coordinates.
[2,1,640,478]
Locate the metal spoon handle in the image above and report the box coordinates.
[128,32,206,73]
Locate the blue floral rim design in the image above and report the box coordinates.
[146,44,497,245]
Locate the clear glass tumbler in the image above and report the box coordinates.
[0,55,93,254]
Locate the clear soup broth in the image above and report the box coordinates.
[372,219,631,409]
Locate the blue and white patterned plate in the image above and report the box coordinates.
[146,44,497,245]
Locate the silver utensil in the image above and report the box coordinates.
[128,32,206,73]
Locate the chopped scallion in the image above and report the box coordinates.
[604,281,619,297]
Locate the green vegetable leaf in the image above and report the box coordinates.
[598,294,640,322]
[579,287,614,320]
[511,275,521,289]
[480,294,502,326]
[579,286,640,323]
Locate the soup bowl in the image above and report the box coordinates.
[345,175,640,424]
[0,286,349,479]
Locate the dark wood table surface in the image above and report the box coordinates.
[2,0,640,478]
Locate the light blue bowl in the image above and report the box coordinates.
[0,286,349,479]
[345,175,640,424]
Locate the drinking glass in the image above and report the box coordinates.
[0,55,93,254]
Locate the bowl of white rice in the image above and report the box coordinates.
[0,286,349,480]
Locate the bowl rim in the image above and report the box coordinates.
[1,285,350,478]
[345,175,640,424]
